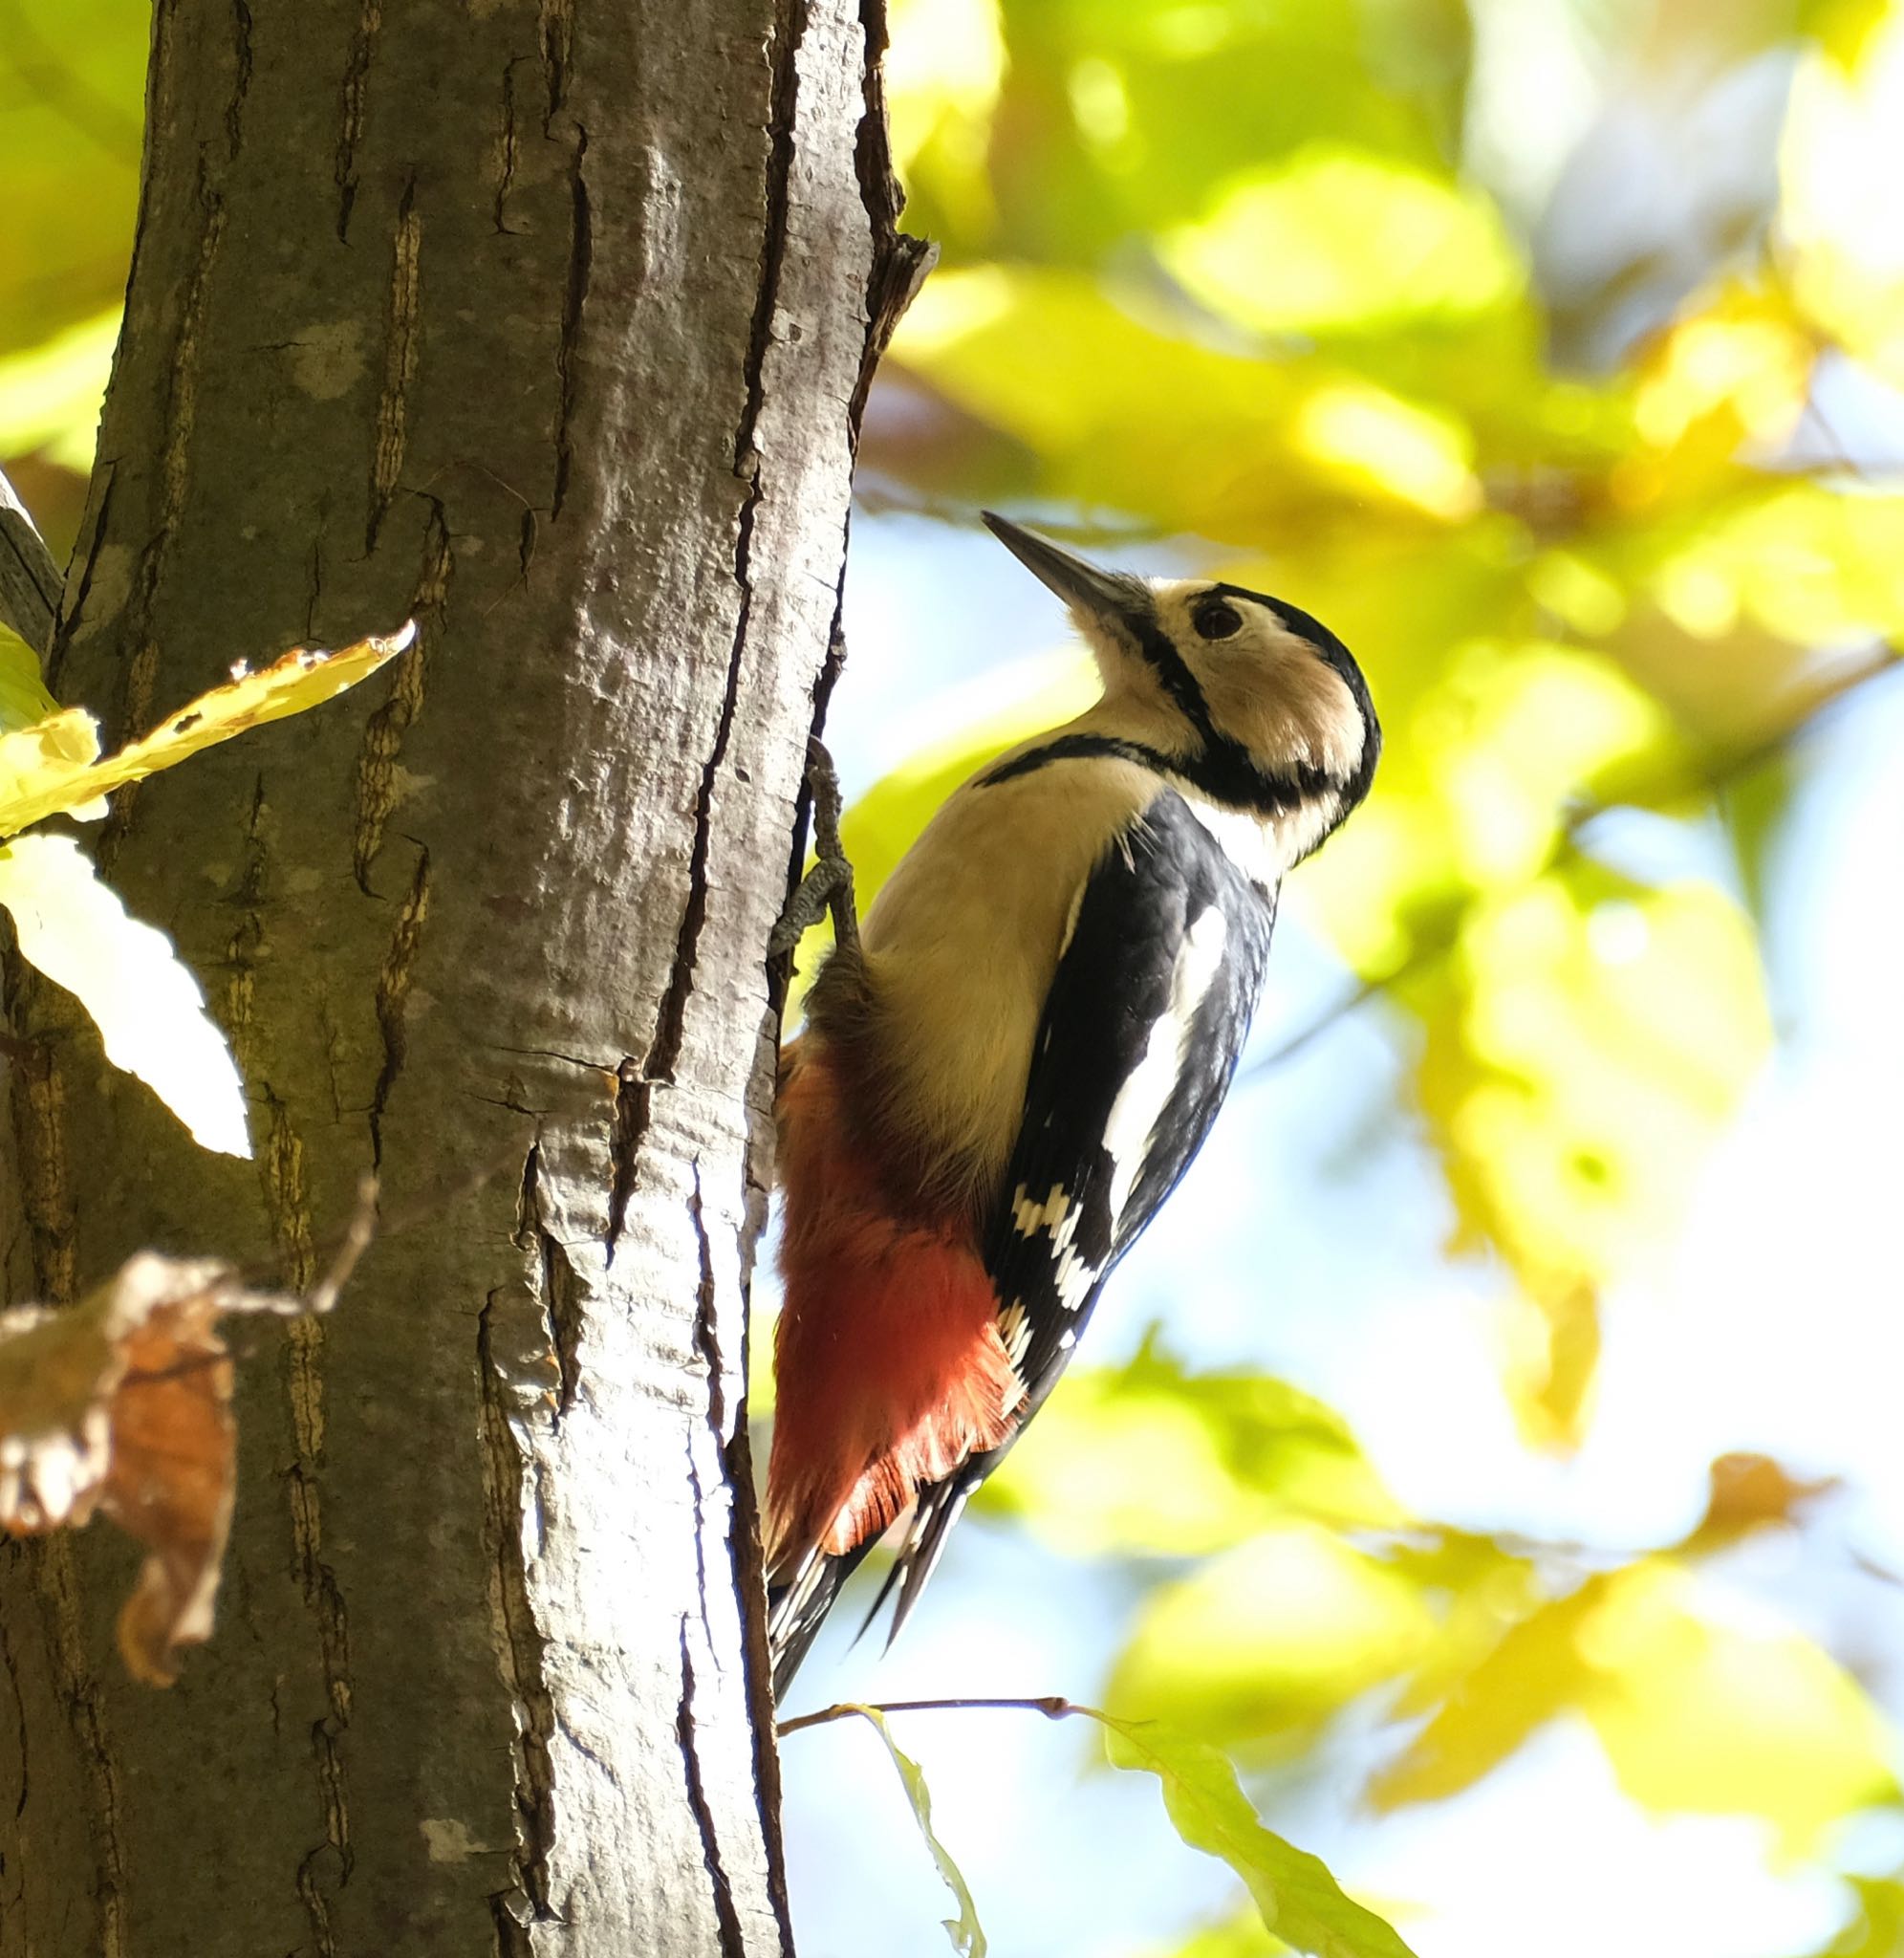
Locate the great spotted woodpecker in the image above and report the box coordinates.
[765,514,1379,1694]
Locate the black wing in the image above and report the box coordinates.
[869,787,1278,1638]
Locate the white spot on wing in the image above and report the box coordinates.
[1103,903,1229,1223]
[1012,1183,1071,1235]
[998,1299,1031,1364]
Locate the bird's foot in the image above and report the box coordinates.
[769,738,860,961]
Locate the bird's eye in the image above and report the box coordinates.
[1192,598,1243,641]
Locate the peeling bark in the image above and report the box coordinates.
[0,2,923,1952]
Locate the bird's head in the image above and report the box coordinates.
[984,512,1380,863]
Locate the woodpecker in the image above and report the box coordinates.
[765,514,1379,1695]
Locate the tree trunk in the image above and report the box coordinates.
[0,4,923,1953]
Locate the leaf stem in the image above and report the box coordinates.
[777,1694,1083,1738]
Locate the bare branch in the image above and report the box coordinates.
[0,465,60,658]
[777,1694,1077,1737]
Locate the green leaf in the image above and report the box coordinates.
[1092,1710,1418,1958]
[1107,1527,1437,1751]
[0,2,145,364]
[848,1707,987,1958]
[983,1338,1406,1556]
[0,627,58,734]
[0,833,249,1157]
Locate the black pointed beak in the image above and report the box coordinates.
[981,512,1147,627]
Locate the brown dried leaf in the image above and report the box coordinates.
[0,1251,327,1685]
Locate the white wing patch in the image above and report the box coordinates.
[1103,903,1229,1224]
[1178,791,1282,891]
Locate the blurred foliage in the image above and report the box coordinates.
[8,1,1904,1953]
[831,0,1904,1947]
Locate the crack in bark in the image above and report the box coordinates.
[514,1143,582,1413]
[352,495,448,889]
[687,1164,726,1434]
[100,156,227,862]
[0,1593,26,1830]
[538,0,574,127]
[678,1625,746,1958]
[223,773,269,1061]
[226,0,252,160]
[334,0,382,241]
[602,1061,647,1263]
[365,174,422,555]
[5,1021,74,1309]
[550,129,591,521]
[262,1097,356,1933]
[38,1536,127,1958]
[368,843,431,1166]
[606,4,803,1242]
[477,1294,559,1927]
[494,59,524,235]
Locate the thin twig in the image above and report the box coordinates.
[305,1174,379,1315]
[1242,642,1899,1082]
[777,1694,1079,1738]
[0,465,60,658]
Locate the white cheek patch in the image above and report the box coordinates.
[1103,903,1229,1225]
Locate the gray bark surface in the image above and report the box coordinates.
[0,3,924,1953]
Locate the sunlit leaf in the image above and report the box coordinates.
[1378,1557,1895,1843]
[1782,9,1904,381]
[1093,1711,1419,1958]
[1135,1903,1287,1958]
[0,834,250,1157]
[985,1338,1406,1556]
[1419,867,1771,1444]
[1373,1578,1607,1809]
[0,0,144,363]
[1791,1874,1904,1958]
[0,623,413,837]
[847,1708,987,1958]
[0,307,118,472]
[1109,1526,1437,1750]
[0,626,58,733]
[1160,146,1524,339]
[1579,1563,1896,1851]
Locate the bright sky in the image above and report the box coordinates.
[770,510,1904,1958]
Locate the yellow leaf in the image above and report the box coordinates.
[1373,1579,1607,1809]
[0,834,249,1157]
[1579,1563,1896,1852]
[1109,1527,1437,1751]
[1419,870,1770,1444]
[1782,11,1904,381]
[0,622,413,838]
[0,308,119,472]
[0,627,58,734]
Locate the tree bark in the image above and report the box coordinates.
[0,4,924,1953]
